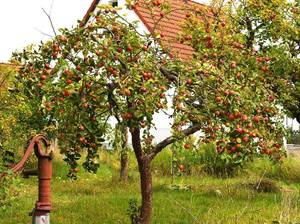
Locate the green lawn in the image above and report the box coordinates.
[1,156,300,224]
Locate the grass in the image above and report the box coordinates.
[2,152,300,224]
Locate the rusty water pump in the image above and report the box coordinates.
[0,134,53,224]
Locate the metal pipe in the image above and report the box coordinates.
[31,136,53,224]
[0,135,53,224]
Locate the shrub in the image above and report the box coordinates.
[127,198,141,224]
[0,172,21,211]
[0,147,21,211]
[152,141,243,177]
[99,149,138,176]
[248,156,300,183]
[195,143,241,177]
[151,148,172,176]
[287,128,300,144]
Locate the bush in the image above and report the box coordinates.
[99,149,138,176]
[127,198,141,224]
[0,147,21,211]
[287,129,300,144]
[152,141,243,177]
[151,148,172,175]
[0,172,21,211]
[195,143,241,177]
[248,156,300,183]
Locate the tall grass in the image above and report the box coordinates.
[247,155,300,184]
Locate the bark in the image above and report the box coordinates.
[119,125,129,181]
[131,128,152,224]
[120,153,129,181]
[138,157,152,224]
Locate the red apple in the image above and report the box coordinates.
[242,136,249,143]
[124,88,131,96]
[76,65,82,71]
[241,114,248,121]
[228,114,235,121]
[41,75,47,80]
[186,78,193,85]
[215,96,222,103]
[66,79,73,85]
[79,125,85,131]
[179,164,185,172]
[63,90,71,97]
[184,143,190,149]
[253,116,260,123]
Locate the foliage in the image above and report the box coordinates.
[178,5,287,166]
[151,148,172,175]
[0,64,36,210]
[11,2,294,222]
[0,172,21,212]
[286,128,300,144]
[0,147,21,211]
[127,198,141,224]
[225,0,300,123]
[195,142,240,177]
[12,6,172,177]
[13,2,288,172]
[0,64,31,152]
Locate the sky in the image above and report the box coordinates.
[0,0,91,62]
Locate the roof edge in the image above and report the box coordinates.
[82,0,101,26]
[82,0,208,26]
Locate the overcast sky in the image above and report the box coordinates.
[0,0,91,62]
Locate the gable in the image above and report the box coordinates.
[133,0,205,60]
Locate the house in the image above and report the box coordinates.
[83,0,208,60]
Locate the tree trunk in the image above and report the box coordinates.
[120,151,129,182]
[120,126,129,181]
[131,128,153,224]
[138,157,152,224]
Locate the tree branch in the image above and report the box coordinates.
[159,66,178,83]
[149,123,202,160]
[42,8,58,38]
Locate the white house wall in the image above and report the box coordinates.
[91,0,150,36]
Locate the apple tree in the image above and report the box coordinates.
[12,3,288,223]
[223,0,300,123]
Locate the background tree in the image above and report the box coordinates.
[114,123,130,181]
[224,0,300,123]
[0,63,30,210]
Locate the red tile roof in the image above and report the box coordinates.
[84,0,207,60]
[133,0,206,60]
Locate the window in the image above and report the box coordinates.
[110,0,118,7]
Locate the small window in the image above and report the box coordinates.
[110,0,118,7]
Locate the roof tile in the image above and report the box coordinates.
[134,0,206,60]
